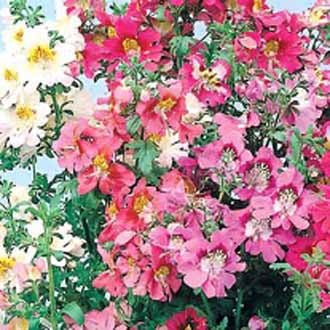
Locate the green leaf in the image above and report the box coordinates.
[169,36,194,67]
[129,140,159,176]
[62,302,85,326]
[127,115,141,136]
[28,318,40,330]
[282,320,291,330]
[216,316,229,330]
[291,131,302,163]
[273,131,287,143]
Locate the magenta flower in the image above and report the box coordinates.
[178,230,245,298]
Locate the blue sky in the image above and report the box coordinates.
[0,0,316,185]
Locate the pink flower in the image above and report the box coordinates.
[136,81,185,136]
[102,15,162,66]
[283,89,323,133]
[65,302,129,330]
[320,291,330,310]
[321,152,330,177]
[0,291,10,310]
[235,147,282,200]
[248,315,266,330]
[53,119,100,173]
[93,245,127,297]
[77,154,135,200]
[115,236,149,288]
[272,167,315,230]
[178,230,245,298]
[196,137,252,184]
[257,26,303,73]
[135,246,181,301]
[233,197,295,263]
[234,32,262,64]
[181,56,231,107]
[163,307,207,330]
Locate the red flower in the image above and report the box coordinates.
[164,307,207,330]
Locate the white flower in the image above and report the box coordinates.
[0,53,23,108]
[156,130,189,168]
[10,186,30,205]
[10,186,33,222]
[0,87,51,148]
[20,25,76,87]
[52,88,95,120]
[49,2,85,52]
[1,21,28,53]
[51,223,85,266]
[26,220,44,239]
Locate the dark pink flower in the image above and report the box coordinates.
[102,16,162,66]
[163,307,207,330]
[257,27,303,73]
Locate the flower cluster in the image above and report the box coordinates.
[0,0,330,329]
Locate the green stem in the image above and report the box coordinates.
[201,292,215,326]
[43,217,58,329]
[50,89,62,139]
[81,216,94,254]
[235,288,244,330]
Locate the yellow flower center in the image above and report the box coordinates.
[0,257,16,278]
[122,38,140,53]
[324,138,330,151]
[315,68,323,82]
[133,195,149,214]
[92,33,106,45]
[16,105,35,121]
[3,68,18,82]
[253,0,263,12]
[127,257,135,267]
[107,202,118,217]
[310,8,324,24]
[75,51,84,61]
[93,154,109,172]
[107,26,117,38]
[155,265,170,278]
[184,325,193,330]
[28,45,55,64]
[227,0,237,10]
[158,98,176,112]
[14,29,24,42]
[201,68,220,88]
[78,0,89,10]
[264,40,280,57]
[148,133,162,143]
